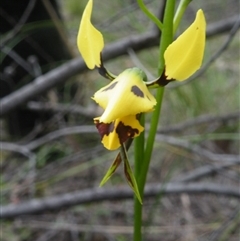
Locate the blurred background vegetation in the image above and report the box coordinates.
[0,0,239,240]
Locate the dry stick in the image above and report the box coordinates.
[1,182,239,218]
[1,142,37,198]
[174,160,240,183]
[27,101,100,119]
[14,220,222,235]
[158,111,240,134]
[155,134,239,162]
[0,15,238,117]
[41,0,76,58]
[24,125,97,150]
[0,0,37,46]
[1,142,35,162]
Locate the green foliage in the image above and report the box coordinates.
[36,143,71,168]
[64,0,87,17]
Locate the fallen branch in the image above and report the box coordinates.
[27,101,100,118]
[155,134,239,162]
[24,125,97,150]
[1,182,239,218]
[174,160,240,182]
[1,142,36,162]
[158,111,240,134]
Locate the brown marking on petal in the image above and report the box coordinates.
[95,119,115,139]
[116,121,139,144]
[156,71,174,86]
[131,85,144,97]
[102,82,118,92]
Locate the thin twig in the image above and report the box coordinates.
[1,182,239,218]
[0,0,37,46]
[174,160,240,182]
[27,101,100,118]
[158,111,240,134]
[14,220,221,235]
[24,125,97,150]
[1,142,37,197]
[155,134,239,162]
[1,142,36,162]
[41,0,75,57]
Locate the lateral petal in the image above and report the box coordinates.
[77,0,104,69]
[164,9,206,81]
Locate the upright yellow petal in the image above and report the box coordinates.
[77,0,104,69]
[92,68,157,123]
[164,9,206,81]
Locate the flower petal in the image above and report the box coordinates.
[92,68,157,123]
[164,9,206,81]
[94,115,144,150]
[77,0,104,69]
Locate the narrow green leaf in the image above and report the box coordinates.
[121,144,142,204]
[99,153,122,186]
[99,139,133,187]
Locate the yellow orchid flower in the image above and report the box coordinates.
[77,0,206,151]
[164,9,206,81]
[76,0,207,202]
[92,68,156,150]
[92,68,156,123]
[77,0,103,69]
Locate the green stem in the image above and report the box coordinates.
[137,0,163,31]
[134,114,145,175]
[133,114,145,240]
[173,0,192,34]
[133,1,175,240]
[141,0,175,191]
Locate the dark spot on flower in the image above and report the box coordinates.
[116,121,139,144]
[156,71,174,86]
[102,82,118,92]
[131,85,144,97]
[94,120,115,139]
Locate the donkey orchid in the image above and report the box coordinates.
[77,0,157,150]
[77,1,206,148]
[92,68,156,150]
[77,0,206,202]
